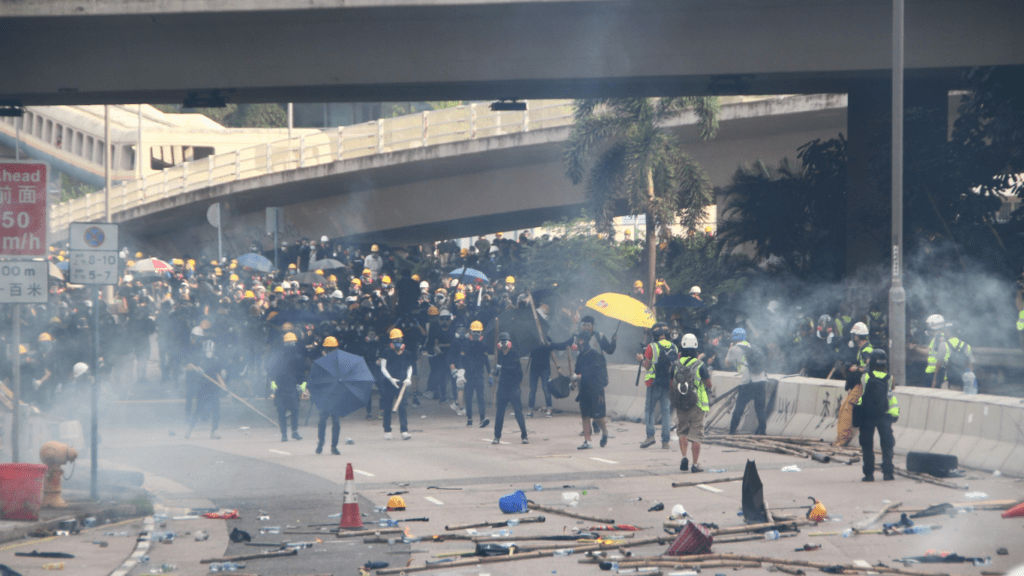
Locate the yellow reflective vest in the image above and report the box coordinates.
[677,356,710,412]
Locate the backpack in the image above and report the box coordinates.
[946,339,969,380]
[653,341,679,387]
[671,357,701,411]
[743,343,767,376]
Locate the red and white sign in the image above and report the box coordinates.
[0,161,48,257]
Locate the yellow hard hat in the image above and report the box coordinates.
[283,332,298,343]
[244,290,256,299]
[267,311,279,320]
[56,255,64,262]
[381,275,391,284]
[633,280,643,288]
[387,495,406,510]
[315,286,325,294]
[281,322,294,331]
[351,278,362,286]
[460,248,468,256]
[38,332,52,342]
[412,274,420,281]
[371,244,380,252]
[18,344,27,355]
[389,328,403,340]
[328,275,337,282]
[210,260,217,266]
[505,276,515,284]
[428,306,439,316]
[135,252,143,258]
[470,320,483,331]
[229,274,239,281]
[454,292,465,301]
[323,336,339,348]
[288,263,297,269]
[495,232,503,238]
[126,260,136,268]
[274,286,285,293]
[214,267,222,275]
[229,262,237,269]
[315,269,324,276]
[362,269,371,275]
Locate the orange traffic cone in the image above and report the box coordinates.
[1002,502,1024,519]
[339,463,363,530]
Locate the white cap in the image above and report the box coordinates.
[439,309,452,318]
[321,235,329,242]
[123,274,134,283]
[671,504,687,519]
[72,362,89,378]
[689,286,701,295]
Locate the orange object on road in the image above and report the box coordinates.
[202,509,240,519]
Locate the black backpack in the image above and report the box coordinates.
[671,357,702,411]
[653,341,679,387]
[945,339,969,380]
[743,343,767,375]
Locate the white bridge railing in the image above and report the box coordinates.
[48,100,575,240]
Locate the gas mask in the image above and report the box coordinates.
[499,339,512,352]
[391,339,405,352]
[471,330,483,341]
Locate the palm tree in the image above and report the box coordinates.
[564,98,719,306]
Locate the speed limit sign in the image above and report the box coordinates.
[0,161,48,257]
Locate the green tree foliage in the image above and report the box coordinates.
[717,136,847,281]
[564,97,720,305]
[659,233,754,303]
[57,172,98,202]
[153,103,286,127]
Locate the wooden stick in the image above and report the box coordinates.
[855,501,902,530]
[200,548,297,564]
[774,564,806,576]
[527,501,614,524]
[392,381,408,412]
[711,520,812,536]
[445,516,545,531]
[334,527,403,538]
[672,476,743,488]
[715,532,797,543]
[190,368,277,426]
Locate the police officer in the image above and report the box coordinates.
[269,332,307,442]
[835,322,872,446]
[639,322,677,449]
[856,349,897,481]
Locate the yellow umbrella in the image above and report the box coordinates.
[585,293,656,328]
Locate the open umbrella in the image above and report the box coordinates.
[449,267,488,282]
[309,258,344,271]
[585,293,656,328]
[237,253,274,273]
[655,293,706,309]
[130,257,173,275]
[307,350,376,417]
[291,271,327,285]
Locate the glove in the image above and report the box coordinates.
[32,379,42,390]
[300,382,308,393]
[570,374,580,382]
[390,378,400,388]
[451,368,459,378]
[488,376,494,386]
[403,378,412,387]
[270,381,278,391]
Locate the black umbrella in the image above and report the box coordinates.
[291,271,328,285]
[309,258,344,271]
[655,293,706,309]
[307,350,375,418]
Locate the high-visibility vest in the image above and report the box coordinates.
[858,370,899,418]
[926,336,967,381]
[855,344,873,370]
[645,339,677,384]
[678,356,709,412]
[1016,310,1024,331]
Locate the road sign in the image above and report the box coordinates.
[70,222,118,252]
[0,161,49,257]
[69,222,119,285]
[0,259,48,303]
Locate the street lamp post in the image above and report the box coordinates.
[889,0,907,387]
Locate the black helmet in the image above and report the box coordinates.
[497,332,511,342]
[652,322,670,339]
[870,348,888,371]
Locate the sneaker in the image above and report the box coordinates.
[662,442,670,450]
[883,474,895,481]
[467,420,473,427]
[862,475,874,482]
[331,447,340,455]
[281,435,288,442]
[384,432,393,440]
[600,435,608,448]
[545,410,552,418]
[578,441,593,450]
[401,432,412,440]
[457,409,466,416]
[316,443,324,454]
[450,402,460,413]
[292,432,302,440]
[522,438,530,444]
[691,464,703,473]
[492,438,500,445]
[680,457,689,471]
[479,419,490,428]
[526,411,533,418]
[365,413,374,420]
[640,437,656,449]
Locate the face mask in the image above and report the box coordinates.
[471,331,483,340]
[500,340,512,351]
[391,340,404,352]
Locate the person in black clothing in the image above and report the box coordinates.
[380,328,413,440]
[578,315,617,355]
[184,339,225,439]
[573,333,609,449]
[361,329,384,420]
[527,334,573,417]
[268,331,307,442]
[856,348,896,482]
[395,269,421,318]
[455,321,490,428]
[316,337,343,455]
[491,332,529,445]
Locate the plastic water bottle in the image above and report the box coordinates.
[160,564,176,573]
[221,563,239,572]
[958,506,975,514]
[83,517,97,528]
[842,528,854,538]
[904,526,931,535]
[962,371,977,394]
[373,506,387,513]
[764,530,780,541]
[208,564,222,573]
[260,526,281,534]
[534,484,543,491]
[378,518,398,527]
[553,548,573,556]
[140,555,149,564]
[708,468,727,473]
[507,519,519,527]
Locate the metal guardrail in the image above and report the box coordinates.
[47,100,575,240]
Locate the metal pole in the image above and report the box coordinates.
[104,105,112,222]
[91,287,99,500]
[11,303,21,462]
[14,115,20,160]
[288,103,294,140]
[217,206,223,262]
[137,105,143,180]
[889,0,907,387]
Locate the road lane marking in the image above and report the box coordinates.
[481,438,510,445]
[354,470,375,477]
[269,449,290,455]
[697,484,723,493]
[589,457,618,464]
[425,496,445,505]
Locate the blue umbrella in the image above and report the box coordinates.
[307,350,375,417]
[449,267,488,282]
[655,293,706,309]
[237,253,274,273]
[55,260,70,272]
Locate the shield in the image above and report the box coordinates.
[237,253,274,273]
[449,267,488,283]
[307,350,376,418]
[655,293,706,309]
[585,293,656,328]
[309,258,345,271]
[130,257,173,275]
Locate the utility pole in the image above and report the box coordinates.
[889,0,907,387]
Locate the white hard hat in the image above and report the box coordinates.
[191,326,204,337]
[331,289,344,299]
[850,322,869,336]
[926,314,946,330]
[671,504,687,519]
[123,274,133,283]
[321,235,329,243]
[439,309,452,318]
[689,286,701,295]
[680,333,699,349]
[420,281,429,290]
[72,362,89,378]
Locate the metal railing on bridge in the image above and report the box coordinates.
[48,100,575,240]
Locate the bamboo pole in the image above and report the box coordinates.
[672,476,743,488]
[200,549,297,563]
[856,501,902,530]
[603,554,958,576]
[712,520,812,535]
[527,501,614,524]
[188,368,278,426]
[335,527,403,538]
[445,516,545,531]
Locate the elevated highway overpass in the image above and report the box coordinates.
[44,95,847,255]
